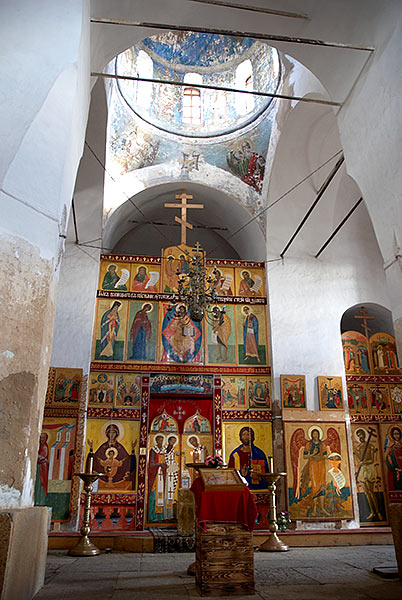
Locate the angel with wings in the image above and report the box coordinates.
[290,425,342,517]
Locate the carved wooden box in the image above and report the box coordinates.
[195,523,254,596]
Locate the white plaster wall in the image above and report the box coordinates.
[51,242,100,370]
[336,7,402,331]
[0,0,91,510]
[1,0,90,261]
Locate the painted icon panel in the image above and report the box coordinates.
[370,332,400,374]
[85,419,139,492]
[146,431,180,523]
[89,371,115,406]
[236,304,267,365]
[341,331,370,374]
[208,266,235,296]
[318,376,344,410]
[367,384,391,415]
[34,417,77,521]
[281,375,306,409]
[51,368,82,405]
[390,384,402,414]
[115,373,141,408]
[99,261,130,291]
[181,423,213,487]
[351,424,387,525]
[248,375,271,409]
[223,421,272,490]
[161,244,193,292]
[206,305,236,364]
[126,300,158,362]
[160,303,203,364]
[347,383,368,414]
[221,376,247,410]
[93,299,127,361]
[284,421,353,520]
[235,267,265,297]
[131,262,160,293]
[380,423,402,502]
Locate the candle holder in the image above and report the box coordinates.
[68,444,104,557]
[68,471,104,556]
[258,472,289,552]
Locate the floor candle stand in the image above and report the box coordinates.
[68,447,104,557]
[258,472,289,552]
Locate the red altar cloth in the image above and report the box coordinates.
[191,476,258,532]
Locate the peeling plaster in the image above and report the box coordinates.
[0,484,21,509]
[1,350,14,360]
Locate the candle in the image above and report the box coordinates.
[268,456,274,473]
[85,451,94,474]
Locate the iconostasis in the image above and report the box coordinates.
[83,248,271,532]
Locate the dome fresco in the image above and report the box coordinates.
[115,32,280,138]
[140,32,256,70]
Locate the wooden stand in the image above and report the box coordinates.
[195,523,254,596]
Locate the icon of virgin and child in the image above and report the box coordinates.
[89,422,137,491]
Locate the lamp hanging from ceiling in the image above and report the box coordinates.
[176,242,221,323]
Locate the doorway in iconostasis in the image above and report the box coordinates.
[146,404,213,525]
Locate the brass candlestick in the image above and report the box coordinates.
[69,444,104,556]
[258,472,289,552]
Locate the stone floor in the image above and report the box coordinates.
[34,546,402,600]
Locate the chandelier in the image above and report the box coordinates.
[176,242,221,322]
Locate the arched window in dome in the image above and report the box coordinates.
[183,73,202,125]
[236,60,254,116]
[136,50,153,108]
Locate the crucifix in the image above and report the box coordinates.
[164,189,204,245]
[354,306,375,373]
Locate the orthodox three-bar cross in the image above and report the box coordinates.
[164,189,204,245]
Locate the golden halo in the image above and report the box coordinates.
[241,270,251,278]
[166,434,178,446]
[107,263,117,270]
[187,434,200,448]
[105,447,118,459]
[241,305,251,315]
[354,427,368,441]
[152,433,166,446]
[100,420,125,442]
[141,302,153,313]
[387,424,402,439]
[307,425,323,440]
[136,265,147,273]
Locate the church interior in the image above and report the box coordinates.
[1,1,402,599]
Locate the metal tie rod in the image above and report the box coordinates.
[280,154,345,258]
[92,72,342,107]
[90,18,375,52]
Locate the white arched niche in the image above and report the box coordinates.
[102,181,266,261]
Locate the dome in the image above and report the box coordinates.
[115,31,280,138]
